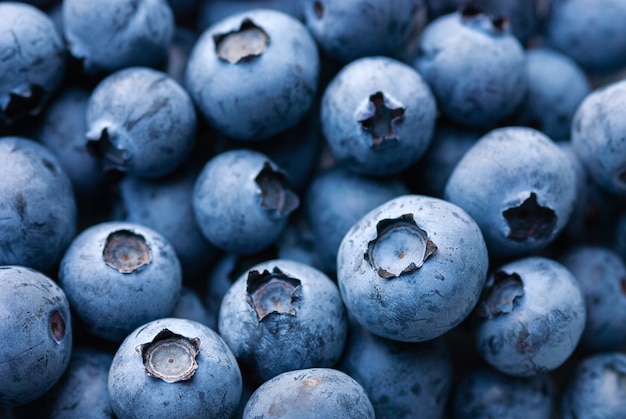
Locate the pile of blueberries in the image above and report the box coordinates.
[2,0,626,417]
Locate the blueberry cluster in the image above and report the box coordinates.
[2,0,626,418]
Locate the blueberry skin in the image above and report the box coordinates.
[321,56,437,177]
[218,259,347,383]
[337,194,489,342]
[559,245,626,352]
[185,9,319,140]
[453,367,554,419]
[473,257,586,377]
[516,48,590,141]
[86,67,196,179]
[108,317,242,419]
[301,0,423,63]
[243,368,375,419]
[415,10,527,127]
[198,0,304,31]
[306,165,408,273]
[571,79,626,195]
[444,127,577,258]
[173,287,216,332]
[545,0,626,75]
[0,266,72,405]
[58,221,182,341]
[560,352,626,419]
[62,0,174,74]
[339,323,452,419]
[193,149,299,254]
[0,2,65,125]
[0,136,77,272]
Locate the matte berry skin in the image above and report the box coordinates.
[545,0,626,75]
[58,221,182,341]
[193,149,299,254]
[560,352,626,419]
[337,194,489,342]
[321,56,437,177]
[415,10,527,127]
[108,318,242,419]
[473,257,586,377]
[453,367,554,419]
[339,323,452,419]
[305,165,408,273]
[62,0,174,74]
[571,79,626,195]
[444,127,577,258]
[186,8,319,140]
[218,259,347,383]
[0,266,72,406]
[560,245,626,352]
[86,67,196,179]
[0,2,65,125]
[0,136,77,272]
[301,0,423,63]
[173,287,216,331]
[243,368,375,419]
[198,0,304,31]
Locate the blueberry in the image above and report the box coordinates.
[559,245,626,352]
[339,322,452,418]
[86,67,196,179]
[108,317,242,418]
[453,366,554,419]
[198,0,304,31]
[242,368,375,418]
[321,56,437,177]
[58,221,182,341]
[444,127,577,258]
[186,8,319,140]
[571,79,626,195]
[301,0,424,63]
[0,136,77,272]
[192,149,299,254]
[337,194,489,342]
[172,287,216,332]
[0,266,72,405]
[62,0,174,74]
[0,2,65,125]
[218,259,347,383]
[473,257,586,377]
[415,7,527,127]
[305,165,408,273]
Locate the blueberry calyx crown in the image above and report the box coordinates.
[255,161,300,219]
[103,229,152,274]
[364,213,437,279]
[135,329,201,384]
[503,192,557,242]
[86,126,129,172]
[0,84,46,125]
[477,270,524,318]
[213,18,270,64]
[49,310,66,344]
[356,91,405,148]
[246,267,302,321]
[460,4,509,33]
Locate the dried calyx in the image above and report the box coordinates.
[0,85,46,124]
[136,329,201,383]
[103,230,152,273]
[478,271,524,318]
[246,267,302,321]
[364,214,437,279]
[460,4,508,32]
[214,18,269,64]
[86,127,129,172]
[503,192,557,242]
[357,91,405,148]
[255,161,300,219]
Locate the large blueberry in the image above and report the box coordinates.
[473,257,586,377]
[218,259,347,383]
[444,127,577,258]
[321,56,437,177]
[243,368,375,418]
[415,7,527,127]
[108,317,242,418]
[193,149,299,254]
[0,136,77,272]
[86,67,196,179]
[58,221,182,341]
[0,2,65,125]
[186,8,319,140]
[571,79,626,195]
[0,266,72,405]
[62,0,174,74]
[337,194,489,342]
